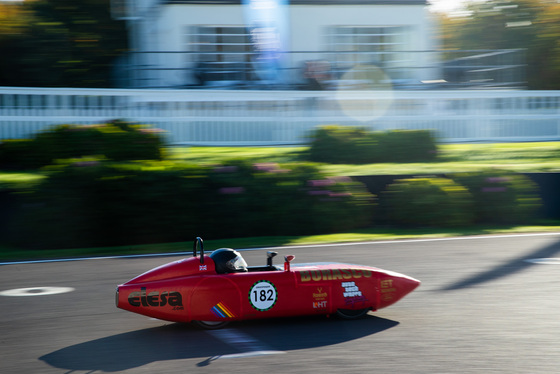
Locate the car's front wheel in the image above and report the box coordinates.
[192,320,230,330]
[335,308,371,320]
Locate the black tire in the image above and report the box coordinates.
[335,308,371,320]
[192,320,230,330]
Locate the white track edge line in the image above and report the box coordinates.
[2,232,560,266]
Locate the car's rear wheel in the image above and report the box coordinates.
[335,308,370,320]
[192,320,230,330]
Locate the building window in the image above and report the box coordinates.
[327,26,411,80]
[188,26,253,83]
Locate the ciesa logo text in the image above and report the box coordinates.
[128,287,183,307]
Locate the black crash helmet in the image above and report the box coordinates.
[210,248,248,274]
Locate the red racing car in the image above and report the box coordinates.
[116,238,420,329]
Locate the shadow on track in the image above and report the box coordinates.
[40,315,398,372]
[441,238,560,291]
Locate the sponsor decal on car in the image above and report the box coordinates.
[342,281,369,308]
[380,279,397,301]
[342,281,362,297]
[313,287,327,301]
[299,268,372,282]
[211,302,236,318]
[313,300,328,309]
[128,287,183,309]
[312,287,328,311]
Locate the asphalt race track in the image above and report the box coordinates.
[2,233,560,373]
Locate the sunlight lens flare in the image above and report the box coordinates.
[335,65,395,123]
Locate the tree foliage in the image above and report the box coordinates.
[437,0,560,89]
[0,0,127,87]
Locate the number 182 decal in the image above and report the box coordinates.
[249,280,277,311]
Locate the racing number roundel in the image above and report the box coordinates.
[248,280,277,311]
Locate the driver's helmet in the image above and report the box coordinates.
[210,248,248,274]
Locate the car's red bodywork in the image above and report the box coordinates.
[116,239,420,327]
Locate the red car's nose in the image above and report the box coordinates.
[377,271,420,309]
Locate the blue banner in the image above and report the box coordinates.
[242,0,290,86]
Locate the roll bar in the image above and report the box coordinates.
[193,237,204,264]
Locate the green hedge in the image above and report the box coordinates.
[4,165,544,249]
[7,160,375,249]
[306,125,438,164]
[451,170,541,224]
[0,121,164,170]
[379,171,542,227]
[381,177,474,227]
[0,139,40,169]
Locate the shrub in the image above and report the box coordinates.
[381,177,474,227]
[7,161,214,248]
[197,160,375,237]
[34,124,105,160]
[306,125,374,163]
[6,160,375,249]
[244,162,375,235]
[0,121,164,170]
[376,129,437,163]
[0,139,43,169]
[306,125,437,164]
[98,124,165,161]
[451,170,542,224]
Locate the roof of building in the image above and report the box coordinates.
[165,0,427,5]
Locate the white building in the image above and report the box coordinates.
[116,0,438,88]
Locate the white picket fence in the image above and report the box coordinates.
[1,86,559,144]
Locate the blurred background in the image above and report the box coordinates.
[0,0,559,251]
[2,0,559,90]
[1,0,559,145]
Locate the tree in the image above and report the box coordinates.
[437,0,560,89]
[0,2,36,86]
[0,0,127,87]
